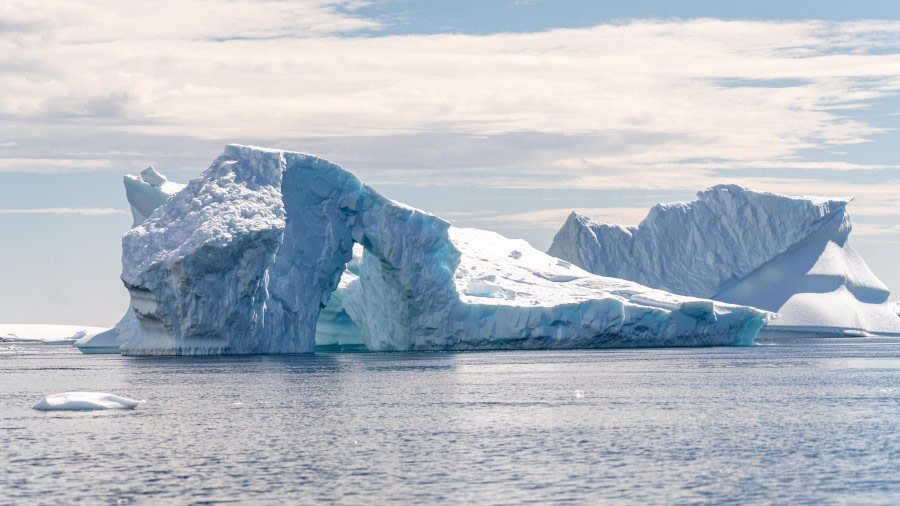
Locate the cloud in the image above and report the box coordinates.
[0,7,898,236]
[473,207,650,229]
[2,15,899,144]
[0,1,378,43]
[0,158,113,173]
[851,223,900,236]
[0,207,127,216]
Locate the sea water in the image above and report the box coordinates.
[1,338,898,504]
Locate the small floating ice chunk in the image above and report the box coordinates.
[33,392,143,411]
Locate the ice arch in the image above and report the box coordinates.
[270,149,460,352]
[114,145,769,355]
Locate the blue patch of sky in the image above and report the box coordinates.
[712,78,812,89]
[792,98,900,168]
[0,172,132,210]
[0,211,131,325]
[358,0,900,36]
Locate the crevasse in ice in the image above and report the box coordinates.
[549,185,900,337]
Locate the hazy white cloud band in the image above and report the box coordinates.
[0,207,127,216]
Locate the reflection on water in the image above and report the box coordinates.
[1,339,899,504]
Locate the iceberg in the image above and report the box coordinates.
[107,145,769,355]
[549,185,900,337]
[33,392,143,411]
[76,164,366,354]
[0,324,108,344]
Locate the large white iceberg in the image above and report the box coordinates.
[76,163,366,354]
[549,185,900,337]
[106,145,769,355]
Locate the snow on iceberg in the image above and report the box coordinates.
[33,392,143,411]
[549,184,900,337]
[109,145,770,355]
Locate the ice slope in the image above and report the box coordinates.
[74,312,137,353]
[125,166,186,227]
[0,324,108,344]
[549,185,900,337]
[112,145,770,355]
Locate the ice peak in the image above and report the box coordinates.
[123,166,185,227]
[140,165,168,186]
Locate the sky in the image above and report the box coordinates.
[1,0,899,325]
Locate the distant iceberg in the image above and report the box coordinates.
[101,145,770,355]
[549,185,900,338]
[0,324,108,344]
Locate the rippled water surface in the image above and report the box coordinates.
[2,339,899,504]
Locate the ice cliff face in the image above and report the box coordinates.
[124,166,185,227]
[549,185,900,337]
[111,145,770,355]
[76,167,184,353]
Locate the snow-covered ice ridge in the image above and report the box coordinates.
[106,146,771,355]
[549,185,900,337]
